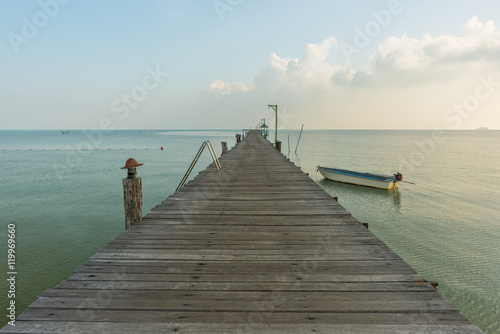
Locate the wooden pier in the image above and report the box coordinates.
[2,131,483,333]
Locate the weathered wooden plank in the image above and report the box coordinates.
[72,261,417,275]
[134,217,361,226]
[13,309,471,325]
[114,228,373,236]
[79,258,416,269]
[40,289,444,303]
[31,296,458,313]
[64,272,422,283]
[146,209,351,215]
[115,227,372,236]
[103,240,385,249]
[54,280,436,292]
[108,235,379,244]
[94,246,398,257]
[89,252,403,262]
[1,321,485,334]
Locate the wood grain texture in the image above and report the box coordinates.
[123,177,142,229]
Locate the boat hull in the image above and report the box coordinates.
[317,167,398,190]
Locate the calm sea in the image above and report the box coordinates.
[1,129,499,332]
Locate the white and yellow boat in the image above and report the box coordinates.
[317,166,403,190]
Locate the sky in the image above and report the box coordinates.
[2,0,500,130]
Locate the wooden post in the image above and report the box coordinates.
[221,141,228,155]
[295,124,304,154]
[276,140,282,152]
[121,158,143,229]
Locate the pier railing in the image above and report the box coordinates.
[175,141,221,192]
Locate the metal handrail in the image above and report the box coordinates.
[175,141,221,192]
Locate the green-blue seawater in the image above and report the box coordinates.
[0,130,498,333]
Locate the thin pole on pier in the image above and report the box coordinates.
[295,124,304,154]
[268,104,278,148]
[288,134,290,156]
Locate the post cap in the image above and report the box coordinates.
[121,158,143,169]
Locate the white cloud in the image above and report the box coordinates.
[195,17,500,129]
[355,16,500,86]
[255,37,344,95]
[201,79,249,98]
[269,52,298,71]
[203,37,342,99]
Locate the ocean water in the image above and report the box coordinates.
[0,129,499,332]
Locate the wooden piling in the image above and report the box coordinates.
[123,177,142,229]
[121,158,143,229]
[221,141,228,155]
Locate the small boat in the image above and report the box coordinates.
[317,166,403,190]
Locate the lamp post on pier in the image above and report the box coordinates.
[268,104,278,148]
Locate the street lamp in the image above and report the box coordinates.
[268,105,278,148]
[260,118,268,138]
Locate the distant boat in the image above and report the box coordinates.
[61,130,70,134]
[317,166,403,190]
[476,127,489,131]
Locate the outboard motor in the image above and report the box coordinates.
[394,172,403,181]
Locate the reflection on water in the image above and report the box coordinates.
[388,188,401,209]
[317,177,403,213]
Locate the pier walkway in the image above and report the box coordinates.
[2,131,482,333]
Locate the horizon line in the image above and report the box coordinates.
[0,128,497,131]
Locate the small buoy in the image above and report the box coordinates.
[160,146,164,150]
